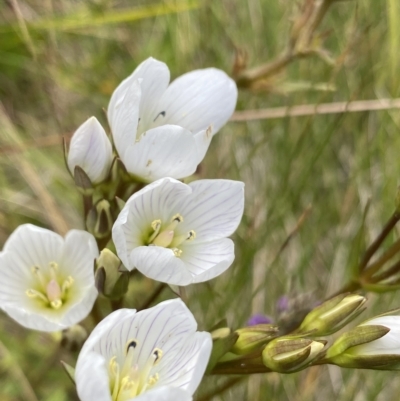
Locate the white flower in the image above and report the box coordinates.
[75,299,212,401]
[112,177,244,286]
[351,316,400,356]
[107,57,238,182]
[67,116,113,184]
[0,224,99,332]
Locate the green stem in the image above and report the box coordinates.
[363,237,400,280]
[196,378,245,401]
[138,282,167,311]
[358,212,400,271]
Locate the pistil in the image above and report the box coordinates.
[148,214,196,256]
[25,263,74,309]
[108,343,163,401]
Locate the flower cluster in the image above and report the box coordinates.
[0,57,243,400]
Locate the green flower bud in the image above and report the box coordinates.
[95,249,129,299]
[299,294,366,336]
[61,324,87,352]
[86,199,113,239]
[326,315,400,370]
[262,337,326,373]
[231,324,279,355]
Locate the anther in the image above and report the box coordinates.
[26,289,48,303]
[172,248,183,257]
[171,214,183,223]
[153,348,163,364]
[186,230,196,241]
[153,111,166,122]
[126,339,138,354]
[50,299,63,309]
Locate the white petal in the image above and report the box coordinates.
[67,117,113,184]
[180,238,235,283]
[76,352,112,401]
[80,308,136,358]
[156,331,212,394]
[108,58,170,129]
[3,224,64,274]
[112,178,190,268]
[173,180,245,242]
[58,286,98,329]
[130,246,193,286]
[121,125,200,181]
[152,68,237,134]
[135,386,192,401]
[194,127,213,164]
[83,300,198,368]
[62,230,99,284]
[110,79,141,159]
[0,304,64,331]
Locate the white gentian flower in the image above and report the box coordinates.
[351,316,400,356]
[112,177,244,286]
[107,57,238,182]
[67,116,113,184]
[0,224,99,332]
[75,299,212,401]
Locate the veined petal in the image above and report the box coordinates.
[110,79,141,159]
[130,247,193,286]
[194,127,213,164]
[62,230,99,284]
[135,386,192,401]
[67,117,113,184]
[108,58,170,130]
[83,300,198,366]
[0,303,67,332]
[0,225,99,332]
[152,68,237,134]
[59,286,98,329]
[112,178,190,268]
[76,352,112,401]
[156,332,212,394]
[180,238,234,283]
[121,125,200,181]
[173,180,245,242]
[3,224,64,275]
[80,308,135,359]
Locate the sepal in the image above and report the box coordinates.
[95,249,129,299]
[262,337,326,373]
[299,294,366,336]
[231,324,279,355]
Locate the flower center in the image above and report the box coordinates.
[147,214,196,257]
[109,340,163,401]
[25,262,74,309]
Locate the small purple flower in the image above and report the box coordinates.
[247,314,273,326]
[276,296,289,313]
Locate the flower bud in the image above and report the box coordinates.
[326,315,400,370]
[231,324,279,355]
[86,199,113,239]
[67,117,113,184]
[95,249,129,299]
[61,324,88,352]
[299,294,366,336]
[262,337,326,373]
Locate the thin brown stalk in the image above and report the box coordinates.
[0,340,39,401]
[0,103,70,235]
[231,98,400,121]
[363,237,400,280]
[196,377,245,401]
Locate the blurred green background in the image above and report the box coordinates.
[1,0,400,400]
